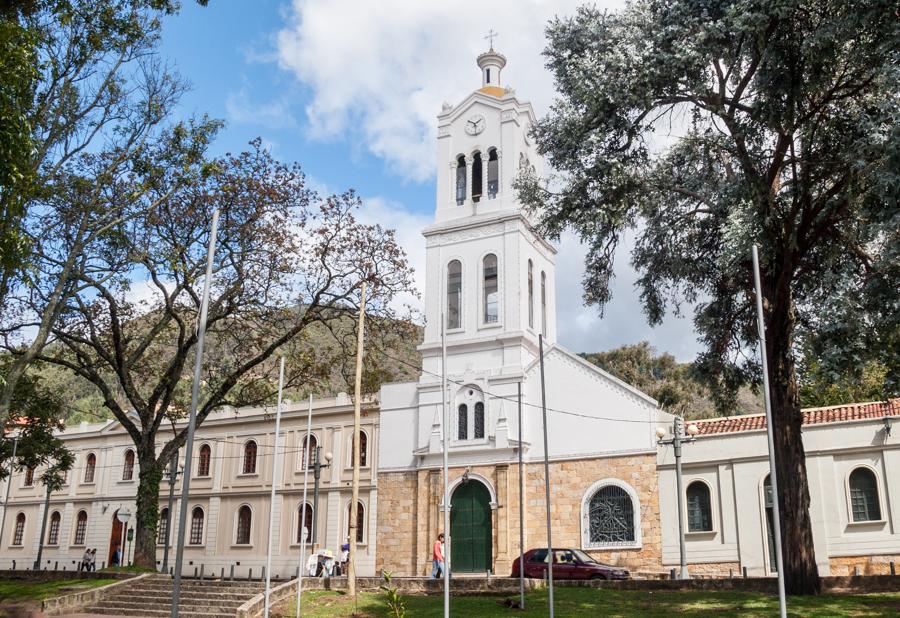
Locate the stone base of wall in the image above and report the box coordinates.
[829,554,900,576]
[684,561,743,578]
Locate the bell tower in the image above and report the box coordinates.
[420,47,556,385]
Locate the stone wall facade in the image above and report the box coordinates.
[376,452,662,577]
[829,554,900,576]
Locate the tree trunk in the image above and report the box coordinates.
[766,286,822,595]
[133,446,164,569]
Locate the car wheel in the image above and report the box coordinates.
[590,574,606,581]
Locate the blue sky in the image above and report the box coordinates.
[157,0,702,361]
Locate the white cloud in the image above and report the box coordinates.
[275,0,625,182]
[225,88,297,129]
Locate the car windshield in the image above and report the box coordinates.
[571,549,599,564]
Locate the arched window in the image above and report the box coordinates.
[301,434,318,470]
[84,453,96,483]
[122,449,135,481]
[236,505,252,545]
[12,513,25,545]
[158,508,169,544]
[347,501,365,544]
[24,466,34,487]
[540,271,547,336]
[48,511,61,545]
[457,404,468,440]
[472,151,483,202]
[447,260,462,330]
[197,444,211,477]
[487,148,499,197]
[527,260,534,329]
[242,440,257,474]
[189,507,204,545]
[350,430,368,468]
[483,254,498,324]
[74,510,88,545]
[297,503,313,544]
[474,402,485,439]
[686,481,713,532]
[582,481,640,548]
[455,156,467,205]
[849,467,881,522]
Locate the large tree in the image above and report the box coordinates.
[34,140,414,567]
[0,0,212,428]
[517,0,898,594]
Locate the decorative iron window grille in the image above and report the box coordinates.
[849,468,881,522]
[686,482,713,532]
[158,509,169,544]
[48,512,60,545]
[189,508,204,545]
[236,506,251,544]
[587,485,635,546]
[458,404,468,440]
[74,511,87,545]
[474,402,485,439]
[13,514,25,545]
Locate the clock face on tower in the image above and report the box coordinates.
[465,114,486,136]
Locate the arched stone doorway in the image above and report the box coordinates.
[450,480,492,573]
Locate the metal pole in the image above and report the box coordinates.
[296,394,313,618]
[517,382,525,610]
[0,436,19,547]
[162,448,178,572]
[264,357,286,618]
[752,244,787,618]
[33,483,52,570]
[312,448,321,546]
[348,280,367,597]
[171,208,220,618]
[673,416,689,579]
[441,314,450,618]
[538,334,554,618]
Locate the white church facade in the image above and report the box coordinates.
[2,49,899,581]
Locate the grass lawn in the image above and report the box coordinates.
[0,577,118,602]
[275,588,900,617]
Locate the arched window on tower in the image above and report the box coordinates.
[84,453,96,483]
[447,260,462,330]
[686,481,713,532]
[13,513,25,545]
[242,440,257,474]
[190,507,204,545]
[472,151,483,202]
[474,401,485,439]
[527,260,534,329]
[198,444,211,477]
[48,511,61,545]
[74,510,88,545]
[483,254,498,324]
[458,404,468,440]
[487,148,499,198]
[236,505,252,545]
[301,434,318,470]
[122,449,135,481]
[297,503,313,544]
[456,156,467,205]
[541,271,547,336]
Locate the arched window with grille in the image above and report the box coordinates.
[487,148,499,197]
[236,505,252,545]
[242,440,257,474]
[189,507,204,545]
[581,480,641,549]
[24,466,34,487]
[457,404,468,440]
[527,260,534,329]
[472,151,483,202]
[455,156,467,205]
[12,513,25,545]
[122,449,135,481]
[301,434,318,470]
[48,511,61,545]
[74,510,88,545]
[297,503,313,544]
[848,467,882,522]
[197,444,211,477]
[347,501,365,544]
[350,430,368,468]
[447,260,462,330]
[84,453,96,483]
[686,481,713,532]
[158,508,169,544]
[483,254,498,324]
[474,402,485,439]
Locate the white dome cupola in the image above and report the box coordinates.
[476,47,506,92]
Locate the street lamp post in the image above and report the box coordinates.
[311,446,333,545]
[656,417,700,579]
[161,450,182,573]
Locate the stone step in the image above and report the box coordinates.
[120,584,264,595]
[85,606,234,618]
[103,593,248,608]
[92,598,244,611]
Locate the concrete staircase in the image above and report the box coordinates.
[82,573,265,617]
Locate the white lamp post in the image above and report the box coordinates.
[656,418,699,579]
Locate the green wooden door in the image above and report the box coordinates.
[450,481,492,572]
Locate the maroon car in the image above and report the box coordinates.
[511,548,630,580]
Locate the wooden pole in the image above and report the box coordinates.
[347,280,367,597]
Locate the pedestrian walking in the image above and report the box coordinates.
[431,532,445,579]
